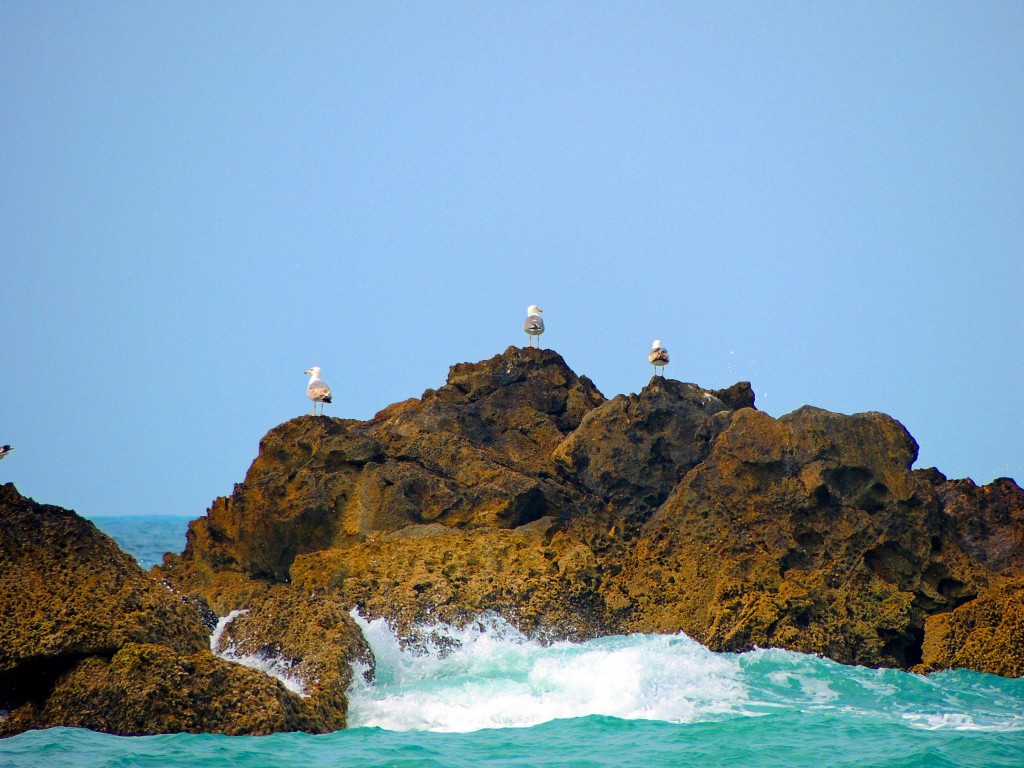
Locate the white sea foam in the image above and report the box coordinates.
[210,609,307,697]
[209,609,249,653]
[345,613,1024,735]
[346,612,749,732]
[902,712,1024,732]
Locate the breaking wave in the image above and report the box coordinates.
[346,612,1024,736]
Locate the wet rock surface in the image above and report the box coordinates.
[5,346,1022,736]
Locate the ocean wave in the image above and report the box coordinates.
[348,611,751,731]
[346,611,1024,736]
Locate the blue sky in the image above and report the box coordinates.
[2,3,1022,518]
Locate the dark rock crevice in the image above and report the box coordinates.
[0,651,99,711]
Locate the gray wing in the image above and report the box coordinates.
[307,380,332,402]
[524,314,545,334]
[648,348,669,364]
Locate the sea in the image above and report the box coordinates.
[2,515,1022,768]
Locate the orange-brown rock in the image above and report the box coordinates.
[164,347,605,588]
[914,477,1024,675]
[938,477,1024,574]
[160,352,758,645]
[918,576,1024,677]
[30,643,311,736]
[159,347,1023,684]
[0,484,207,670]
[1,482,208,735]
[619,407,984,668]
[211,586,371,731]
[291,518,614,641]
[0,483,364,737]
[552,377,741,535]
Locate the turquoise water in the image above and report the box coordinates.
[89,515,191,570]
[4,517,1022,767]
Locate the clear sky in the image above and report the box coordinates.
[2,3,1022,518]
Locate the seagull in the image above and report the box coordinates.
[0,445,11,461]
[304,367,332,416]
[524,305,544,347]
[648,340,669,376]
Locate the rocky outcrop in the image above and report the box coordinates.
[168,347,605,589]
[7,346,1022,736]
[160,346,1023,687]
[552,377,740,535]
[160,351,762,644]
[938,477,1024,574]
[211,586,372,731]
[0,483,367,737]
[35,643,310,736]
[618,407,983,668]
[291,518,613,641]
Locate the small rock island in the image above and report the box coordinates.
[2,346,1021,736]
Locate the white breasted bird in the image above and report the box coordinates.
[648,340,669,376]
[523,305,544,347]
[304,367,332,415]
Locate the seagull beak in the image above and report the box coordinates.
[537,308,543,313]
[304,370,311,375]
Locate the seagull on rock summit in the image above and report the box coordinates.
[523,305,544,348]
[648,340,669,376]
[304,367,332,416]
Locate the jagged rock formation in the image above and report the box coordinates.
[6,346,1022,736]
[160,346,1023,684]
[0,483,368,737]
[173,346,605,591]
